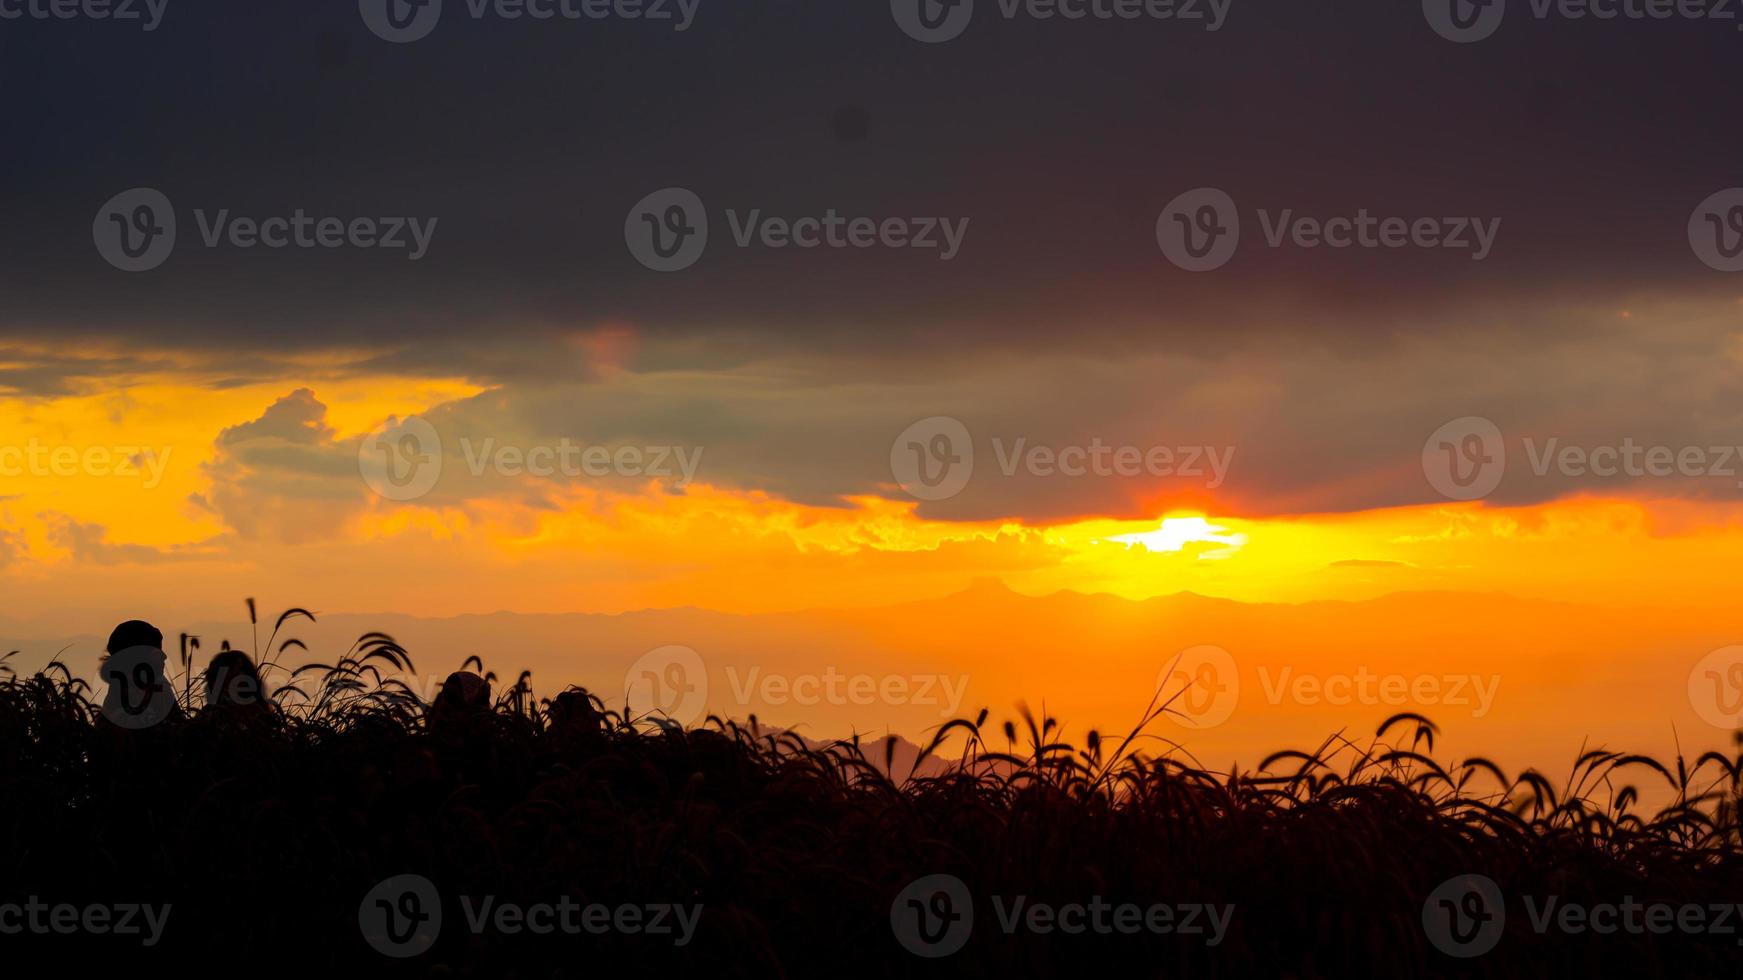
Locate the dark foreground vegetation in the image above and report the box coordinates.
[1,610,1740,978]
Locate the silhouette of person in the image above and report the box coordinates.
[203,648,270,716]
[95,619,180,729]
[547,688,606,738]
[428,670,491,733]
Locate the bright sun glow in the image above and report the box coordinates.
[1100,516,1248,558]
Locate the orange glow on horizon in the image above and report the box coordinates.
[4,378,1743,622]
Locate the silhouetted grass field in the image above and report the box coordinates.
[2,609,1741,977]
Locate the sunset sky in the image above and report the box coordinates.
[3,2,1742,764]
[6,291,1743,615]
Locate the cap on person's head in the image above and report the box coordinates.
[106,620,164,654]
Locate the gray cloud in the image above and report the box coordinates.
[38,514,208,565]
[8,2,1742,528]
[151,296,1743,528]
[1,1,1739,357]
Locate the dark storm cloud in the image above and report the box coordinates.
[0,0,1739,363]
[6,0,1743,521]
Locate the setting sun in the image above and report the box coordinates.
[1101,515,1248,557]
[5,5,1743,973]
